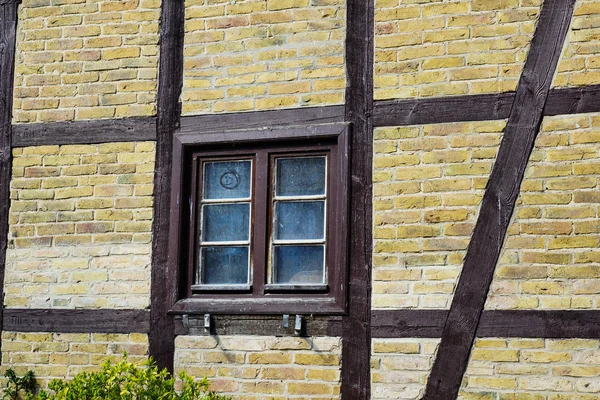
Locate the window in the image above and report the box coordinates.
[168,123,349,314]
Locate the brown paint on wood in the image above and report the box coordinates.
[179,105,345,134]
[545,84,600,116]
[341,0,374,398]
[423,1,576,399]
[3,309,150,333]
[373,93,515,127]
[371,310,447,338]
[370,310,600,339]
[12,117,156,147]
[173,315,333,337]
[373,85,600,128]
[0,0,20,363]
[149,0,185,373]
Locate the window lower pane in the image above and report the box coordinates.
[202,203,250,242]
[273,245,324,284]
[275,201,325,240]
[201,246,249,284]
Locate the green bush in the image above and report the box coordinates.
[3,355,230,400]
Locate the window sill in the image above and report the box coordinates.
[168,297,345,315]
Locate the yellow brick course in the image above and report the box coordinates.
[175,335,341,399]
[372,338,600,399]
[487,113,600,310]
[0,332,148,389]
[5,142,155,309]
[374,0,541,100]
[372,121,505,309]
[371,338,440,400]
[182,0,346,115]
[553,0,600,88]
[12,0,159,123]
[460,338,600,399]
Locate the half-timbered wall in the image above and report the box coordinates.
[1,0,600,398]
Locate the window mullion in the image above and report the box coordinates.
[252,151,269,296]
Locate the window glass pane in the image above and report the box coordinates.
[275,201,325,240]
[276,157,325,197]
[204,160,251,199]
[201,246,249,284]
[202,203,250,242]
[273,245,324,284]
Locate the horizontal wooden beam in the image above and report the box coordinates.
[173,315,338,337]
[373,84,600,127]
[179,105,345,135]
[373,93,515,127]
[3,309,150,333]
[12,117,157,147]
[371,310,600,339]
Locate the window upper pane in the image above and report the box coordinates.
[203,160,251,199]
[275,157,326,197]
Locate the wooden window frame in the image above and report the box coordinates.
[167,123,350,315]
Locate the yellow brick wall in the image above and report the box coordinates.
[460,338,600,399]
[372,121,504,309]
[553,0,600,87]
[12,0,159,123]
[5,142,155,309]
[182,0,346,115]
[371,338,600,399]
[487,113,600,310]
[371,338,439,400]
[374,0,541,100]
[174,335,341,399]
[0,332,148,389]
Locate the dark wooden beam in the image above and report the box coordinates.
[179,105,345,134]
[373,92,515,127]
[371,310,447,338]
[478,310,600,338]
[370,310,600,339]
[3,309,150,334]
[545,84,600,116]
[373,84,600,128]
[149,0,185,373]
[341,0,374,397]
[173,315,334,337]
[0,0,21,363]
[423,0,576,398]
[12,117,156,147]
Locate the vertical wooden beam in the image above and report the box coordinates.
[341,0,374,397]
[422,0,575,398]
[149,0,185,372]
[0,0,20,352]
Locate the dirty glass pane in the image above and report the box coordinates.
[276,157,325,197]
[274,201,325,240]
[201,246,249,284]
[202,203,250,242]
[273,245,324,284]
[203,160,251,199]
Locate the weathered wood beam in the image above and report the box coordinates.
[373,84,600,127]
[341,0,374,397]
[0,0,21,362]
[3,309,150,334]
[423,0,576,398]
[179,105,345,134]
[149,0,185,373]
[371,310,600,339]
[12,117,156,147]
